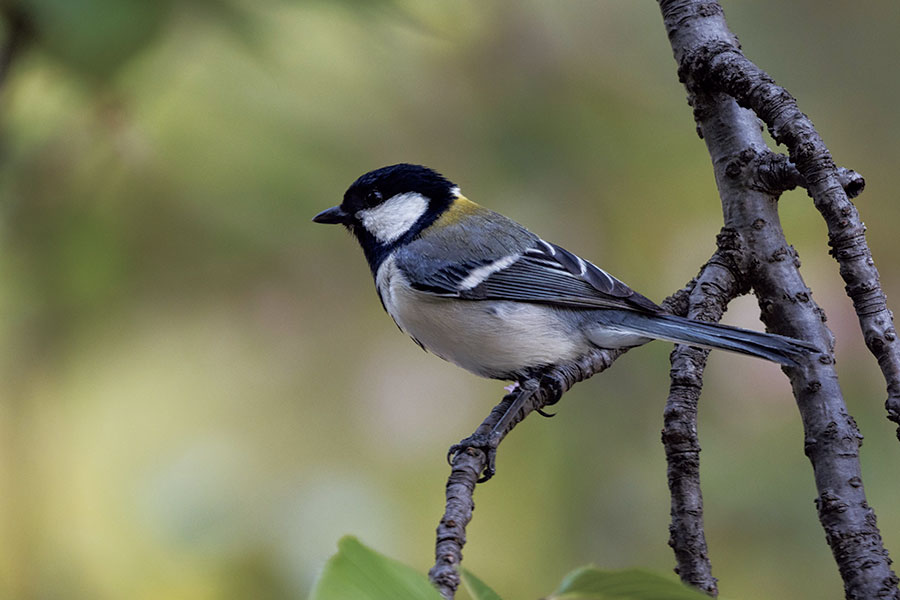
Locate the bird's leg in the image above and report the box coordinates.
[446,367,569,481]
[489,378,539,439]
[447,379,539,482]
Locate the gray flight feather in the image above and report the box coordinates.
[588,310,818,366]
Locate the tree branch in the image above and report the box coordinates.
[658,1,900,597]
[746,151,865,200]
[667,0,900,440]
[428,347,626,599]
[663,230,748,597]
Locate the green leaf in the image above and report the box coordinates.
[549,567,712,600]
[461,568,504,600]
[309,536,443,600]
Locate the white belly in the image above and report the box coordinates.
[376,256,589,378]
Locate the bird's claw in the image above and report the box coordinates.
[446,433,499,483]
[539,372,565,407]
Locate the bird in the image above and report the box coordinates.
[313,163,817,479]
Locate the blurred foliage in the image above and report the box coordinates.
[310,537,708,600]
[461,569,503,600]
[19,0,173,79]
[0,1,898,599]
[550,567,713,600]
[8,0,264,81]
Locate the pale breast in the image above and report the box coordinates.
[376,255,590,379]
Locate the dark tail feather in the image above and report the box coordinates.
[609,312,819,366]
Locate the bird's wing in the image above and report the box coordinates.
[399,238,662,313]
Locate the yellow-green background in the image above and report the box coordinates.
[2,1,898,598]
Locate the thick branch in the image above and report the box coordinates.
[670,0,900,439]
[659,1,900,597]
[663,230,748,596]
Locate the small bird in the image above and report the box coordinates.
[314,164,815,477]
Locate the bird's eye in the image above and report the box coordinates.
[364,189,382,207]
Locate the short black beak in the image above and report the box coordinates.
[312,205,351,225]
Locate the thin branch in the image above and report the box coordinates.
[428,347,626,599]
[663,230,748,597]
[658,1,900,597]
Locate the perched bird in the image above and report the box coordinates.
[314,164,816,477]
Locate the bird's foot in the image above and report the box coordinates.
[447,432,499,483]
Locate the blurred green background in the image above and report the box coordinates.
[1,1,898,598]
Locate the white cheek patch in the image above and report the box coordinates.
[358,192,429,244]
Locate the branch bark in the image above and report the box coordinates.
[428,347,626,599]
[662,230,748,597]
[664,0,900,441]
[658,1,900,597]
[747,151,865,200]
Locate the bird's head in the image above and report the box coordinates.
[313,163,459,271]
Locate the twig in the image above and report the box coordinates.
[428,393,520,596]
[746,151,865,199]
[428,445,482,598]
[428,348,625,599]
[662,231,748,597]
[658,1,900,597]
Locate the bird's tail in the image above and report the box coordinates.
[599,311,819,366]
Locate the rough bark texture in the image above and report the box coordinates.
[662,232,748,597]
[429,348,625,599]
[665,0,900,441]
[659,1,899,598]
